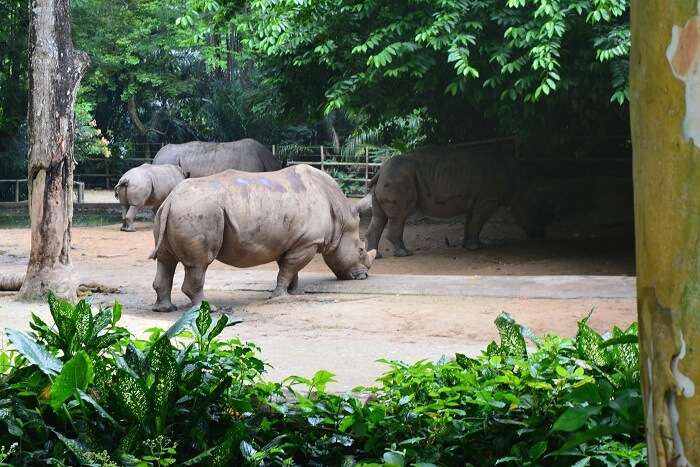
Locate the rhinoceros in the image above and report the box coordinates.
[366,143,520,257]
[149,164,377,312]
[152,138,282,177]
[114,164,185,232]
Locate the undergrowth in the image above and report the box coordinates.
[0,294,645,466]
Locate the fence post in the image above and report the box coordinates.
[77,182,85,204]
[15,180,20,202]
[320,146,325,172]
[272,144,276,157]
[364,147,369,193]
[105,159,110,189]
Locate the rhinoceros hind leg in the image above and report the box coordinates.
[153,254,178,312]
[121,206,139,232]
[182,265,208,309]
[272,246,316,298]
[386,216,412,257]
[462,199,499,250]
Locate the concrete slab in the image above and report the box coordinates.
[210,271,637,299]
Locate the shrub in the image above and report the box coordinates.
[0,294,645,466]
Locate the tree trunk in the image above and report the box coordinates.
[630,2,700,464]
[17,0,89,302]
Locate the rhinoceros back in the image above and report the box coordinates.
[151,165,353,267]
[410,143,518,203]
[153,139,281,178]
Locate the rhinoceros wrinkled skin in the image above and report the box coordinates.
[152,138,282,177]
[149,164,377,312]
[114,163,185,232]
[366,144,520,257]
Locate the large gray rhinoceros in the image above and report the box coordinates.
[149,164,377,312]
[366,143,520,257]
[114,164,185,232]
[152,138,281,177]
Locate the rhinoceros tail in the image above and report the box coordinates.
[149,197,172,260]
[114,178,127,200]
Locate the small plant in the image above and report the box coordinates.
[0,295,644,466]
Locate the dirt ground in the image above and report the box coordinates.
[0,214,636,390]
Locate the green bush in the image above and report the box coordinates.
[0,294,645,466]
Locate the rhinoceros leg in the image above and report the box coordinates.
[152,253,178,312]
[121,206,139,232]
[182,264,208,309]
[366,198,388,258]
[386,215,413,257]
[271,245,317,298]
[463,198,499,250]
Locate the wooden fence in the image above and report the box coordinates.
[71,145,393,196]
[0,180,85,204]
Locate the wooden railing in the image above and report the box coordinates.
[0,179,85,204]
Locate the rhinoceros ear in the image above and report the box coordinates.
[367,249,377,266]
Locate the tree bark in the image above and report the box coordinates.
[17,0,89,301]
[630,2,700,464]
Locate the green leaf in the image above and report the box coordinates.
[207,314,229,341]
[166,306,200,338]
[112,302,122,325]
[48,292,78,344]
[311,370,335,392]
[495,312,527,356]
[5,329,62,375]
[552,406,601,432]
[529,440,547,460]
[383,451,405,466]
[53,430,91,464]
[72,300,95,349]
[195,301,212,336]
[50,351,94,410]
[114,369,149,422]
[124,342,147,377]
[600,334,638,347]
[77,389,118,425]
[147,337,178,432]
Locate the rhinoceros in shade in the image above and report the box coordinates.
[114,163,185,232]
[149,164,376,312]
[366,143,521,257]
[152,138,282,177]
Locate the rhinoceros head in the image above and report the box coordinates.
[323,223,377,280]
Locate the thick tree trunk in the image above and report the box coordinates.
[630,2,700,464]
[17,0,89,301]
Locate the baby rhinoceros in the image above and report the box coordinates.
[149,164,377,312]
[114,163,186,232]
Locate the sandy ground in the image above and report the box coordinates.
[0,215,636,390]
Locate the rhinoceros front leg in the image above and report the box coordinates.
[121,206,139,232]
[463,198,499,250]
[271,245,317,298]
[366,200,388,259]
[182,264,209,309]
[152,253,178,312]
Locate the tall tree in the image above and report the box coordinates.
[630,1,700,463]
[17,0,89,301]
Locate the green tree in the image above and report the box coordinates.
[0,0,29,144]
[183,0,630,151]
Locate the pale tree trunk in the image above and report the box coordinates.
[17,0,89,301]
[630,1,700,464]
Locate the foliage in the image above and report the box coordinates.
[232,0,629,116]
[0,0,28,144]
[1,294,644,465]
[177,0,632,154]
